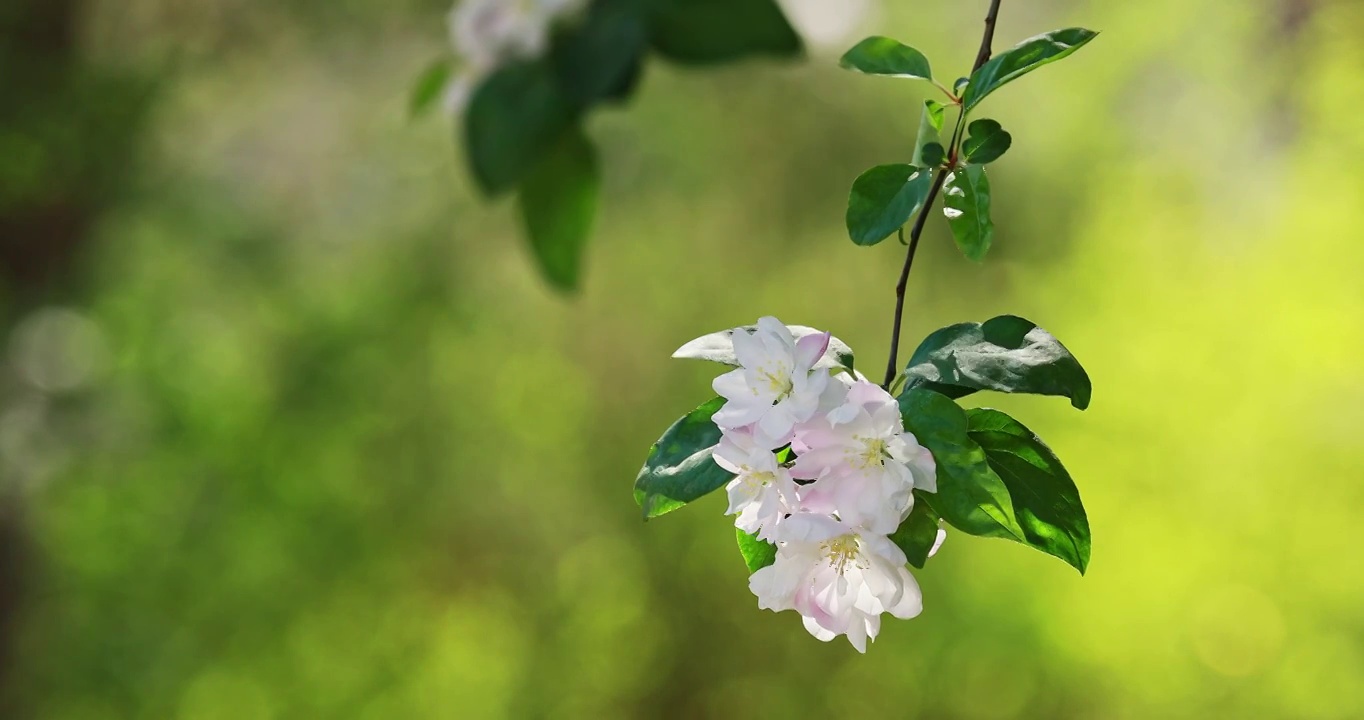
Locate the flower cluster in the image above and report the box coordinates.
[444,0,585,113]
[710,317,943,652]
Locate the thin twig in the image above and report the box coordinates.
[880,0,1004,389]
[973,0,1003,70]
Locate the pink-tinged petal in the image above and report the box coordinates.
[898,438,937,493]
[795,481,839,516]
[870,397,903,435]
[789,446,846,480]
[802,615,838,643]
[730,327,767,369]
[794,331,831,370]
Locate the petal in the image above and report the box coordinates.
[802,615,838,643]
[928,527,947,558]
[712,399,767,430]
[711,368,751,401]
[756,316,796,349]
[794,331,831,370]
[730,327,767,369]
[885,565,924,620]
[756,403,796,446]
[724,478,752,516]
[774,512,848,543]
[789,446,846,480]
[844,613,869,653]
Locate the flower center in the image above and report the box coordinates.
[851,436,888,469]
[759,364,794,401]
[821,535,865,575]
[743,469,776,492]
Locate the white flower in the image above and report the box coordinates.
[749,514,922,653]
[712,317,832,448]
[444,0,585,113]
[776,0,877,51]
[714,428,801,541]
[790,381,936,534]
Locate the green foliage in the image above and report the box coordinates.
[962,118,1012,164]
[962,28,1098,110]
[672,325,856,371]
[889,495,941,569]
[736,528,777,573]
[550,0,649,106]
[846,164,934,246]
[408,58,451,119]
[838,36,933,80]
[634,397,735,518]
[898,388,1025,541]
[517,129,599,292]
[943,164,993,261]
[899,389,1088,571]
[967,408,1090,573]
[456,0,808,287]
[648,0,802,65]
[919,143,946,168]
[911,101,945,168]
[903,315,1092,409]
[923,99,946,132]
[464,60,577,197]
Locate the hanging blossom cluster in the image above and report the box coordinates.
[710,317,943,652]
[444,0,585,112]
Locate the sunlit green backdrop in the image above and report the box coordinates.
[2,0,1362,717]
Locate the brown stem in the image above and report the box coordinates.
[880,0,1004,389]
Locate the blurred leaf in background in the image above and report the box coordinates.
[0,0,1362,718]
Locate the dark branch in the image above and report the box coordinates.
[880,0,1004,389]
[973,0,1004,70]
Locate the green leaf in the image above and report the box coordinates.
[924,99,946,132]
[409,58,452,119]
[838,36,932,79]
[910,101,943,168]
[919,143,945,168]
[649,0,802,65]
[736,528,777,573]
[898,388,1025,541]
[517,128,599,292]
[846,164,934,246]
[464,60,577,196]
[889,494,941,569]
[967,408,1090,574]
[943,164,993,261]
[962,118,1012,164]
[634,397,735,518]
[672,325,855,372]
[904,315,1092,410]
[550,0,649,106]
[962,28,1098,110]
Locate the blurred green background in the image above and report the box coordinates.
[2,0,1362,717]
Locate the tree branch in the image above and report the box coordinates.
[880,0,1004,389]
